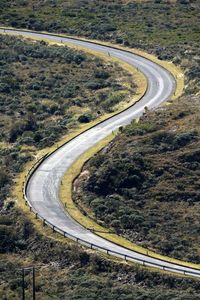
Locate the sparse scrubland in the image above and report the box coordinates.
[1,209,200,299]
[0,34,134,208]
[74,94,200,263]
[0,0,200,299]
[0,0,199,95]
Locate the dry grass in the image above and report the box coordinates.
[59,134,116,232]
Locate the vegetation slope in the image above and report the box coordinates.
[0,0,200,299]
[0,34,134,208]
[1,208,200,299]
[0,0,199,95]
[74,94,200,264]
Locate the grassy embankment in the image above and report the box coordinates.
[56,35,197,271]
[2,30,146,237]
[73,94,200,265]
[0,1,198,93]
[0,31,139,210]
[0,1,200,298]
[0,33,137,267]
[3,32,199,299]
[4,28,191,272]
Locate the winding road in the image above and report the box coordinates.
[2,28,200,277]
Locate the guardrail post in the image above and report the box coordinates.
[124,255,127,261]
[52,226,55,232]
[35,213,38,219]
[63,232,66,237]
[30,206,32,212]
[43,219,46,227]
[77,237,79,243]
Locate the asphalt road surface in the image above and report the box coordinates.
[1,28,200,277]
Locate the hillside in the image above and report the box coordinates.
[74,93,200,263]
[0,34,134,208]
[1,208,200,299]
[1,0,199,95]
[0,0,200,298]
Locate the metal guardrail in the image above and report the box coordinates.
[22,155,200,278]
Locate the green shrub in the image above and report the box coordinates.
[0,170,9,188]
[78,113,93,123]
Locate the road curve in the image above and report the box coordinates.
[2,28,200,277]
